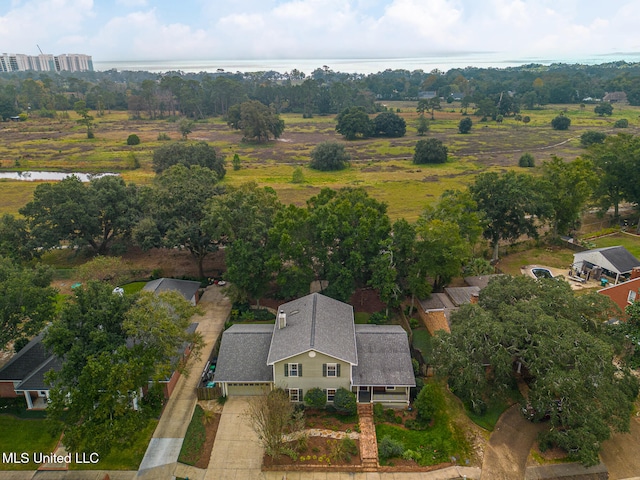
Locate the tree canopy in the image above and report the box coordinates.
[0,256,56,351]
[309,141,351,171]
[470,171,548,261]
[45,282,202,456]
[134,164,222,277]
[372,112,406,137]
[434,275,636,466]
[20,175,140,255]
[152,141,226,178]
[413,138,448,164]
[551,114,571,130]
[227,100,285,142]
[204,183,282,305]
[335,106,373,140]
[458,116,473,134]
[540,156,595,237]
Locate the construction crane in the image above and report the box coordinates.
[37,45,44,55]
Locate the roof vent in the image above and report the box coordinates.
[278,310,287,329]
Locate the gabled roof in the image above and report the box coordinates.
[143,278,201,301]
[15,355,63,391]
[214,324,274,383]
[267,293,357,366]
[352,325,415,386]
[574,246,640,275]
[0,332,50,382]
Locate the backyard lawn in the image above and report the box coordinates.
[589,232,640,259]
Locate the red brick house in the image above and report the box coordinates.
[598,267,640,317]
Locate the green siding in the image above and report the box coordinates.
[273,350,351,393]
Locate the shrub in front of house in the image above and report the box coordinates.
[333,388,357,415]
[304,387,327,409]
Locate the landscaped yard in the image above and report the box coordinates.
[412,329,433,360]
[496,246,576,276]
[178,404,220,468]
[375,381,473,467]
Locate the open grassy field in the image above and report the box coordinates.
[2,102,639,221]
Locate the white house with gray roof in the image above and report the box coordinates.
[214,293,415,406]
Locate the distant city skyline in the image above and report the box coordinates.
[1,1,640,64]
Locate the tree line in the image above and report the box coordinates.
[4,60,640,120]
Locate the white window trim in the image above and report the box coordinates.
[288,363,299,377]
[326,363,337,377]
[289,388,301,402]
[628,290,637,304]
[326,388,336,402]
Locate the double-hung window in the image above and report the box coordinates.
[288,388,301,402]
[285,363,302,377]
[323,363,340,377]
[326,388,336,402]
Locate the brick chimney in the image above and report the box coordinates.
[470,293,479,304]
[632,267,640,280]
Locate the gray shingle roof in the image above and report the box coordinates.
[444,286,481,306]
[143,278,201,302]
[0,332,50,381]
[15,355,63,391]
[214,324,274,383]
[266,293,357,365]
[352,325,415,387]
[574,246,640,275]
[464,274,502,289]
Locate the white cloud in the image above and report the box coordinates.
[2,0,640,64]
[0,0,94,54]
[116,0,148,6]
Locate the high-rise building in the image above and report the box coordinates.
[0,53,93,73]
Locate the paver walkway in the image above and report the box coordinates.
[136,285,229,479]
[357,403,379,471]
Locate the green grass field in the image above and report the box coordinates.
[0,416,62,470]
[589,232,640,259]
[2,102,639,220]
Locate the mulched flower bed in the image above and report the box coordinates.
[263,436,361,468]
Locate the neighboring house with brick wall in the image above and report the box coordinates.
[214,293,415,407]
[598,267,640,317]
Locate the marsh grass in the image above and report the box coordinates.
[2,104,640,219]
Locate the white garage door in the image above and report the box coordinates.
[227,383,271,396]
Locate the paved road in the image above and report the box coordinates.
[136,285,229,479]
[480,405,545,480]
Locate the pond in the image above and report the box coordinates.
[0,171,118,182]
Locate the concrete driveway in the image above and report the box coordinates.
[205,396,264,480]
[137,285,230,479]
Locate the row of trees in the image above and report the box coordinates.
[6,60,640,121]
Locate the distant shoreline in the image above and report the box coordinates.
[93,53,640,75]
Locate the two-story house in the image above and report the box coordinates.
[214,293,415,406]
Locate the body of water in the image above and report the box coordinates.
[94,52,640,75]
[0,172,117,182]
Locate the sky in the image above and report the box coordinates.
[2,0,640,63]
